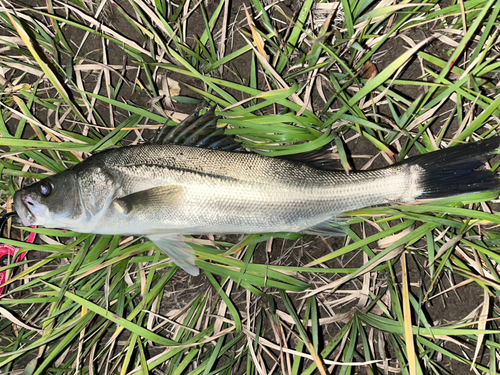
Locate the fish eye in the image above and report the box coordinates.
[38,182,52,197]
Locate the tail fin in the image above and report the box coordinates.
[403,138,500,199]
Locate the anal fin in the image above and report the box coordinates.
[301,218,347,236]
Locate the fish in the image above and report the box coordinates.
[12,110,500,276]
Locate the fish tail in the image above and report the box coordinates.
[404,137,500,199]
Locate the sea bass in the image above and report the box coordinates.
[12,115,500,275]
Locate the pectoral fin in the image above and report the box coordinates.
[115,185,186,214]
[148,235,199,276]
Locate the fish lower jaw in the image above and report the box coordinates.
[13,212,33,227]
[13,193,36,226]
[23,209,36,226]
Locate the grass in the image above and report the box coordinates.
[0,0,500,374]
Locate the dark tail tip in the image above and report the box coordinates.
[404,138,500,200]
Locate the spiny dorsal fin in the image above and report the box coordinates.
[152,106,243,151]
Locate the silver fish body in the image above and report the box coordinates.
[13,139,500,275]
[14,144,421,234]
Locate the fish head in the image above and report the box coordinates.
[14,165,119,231]
[14,170,81,228]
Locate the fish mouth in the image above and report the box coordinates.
[13,191,36,226]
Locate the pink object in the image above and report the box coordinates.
[0,225,36,296]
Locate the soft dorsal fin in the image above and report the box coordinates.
[152,106,243,151]
[279,145,342,171]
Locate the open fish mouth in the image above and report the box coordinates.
[13,192,36,226]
